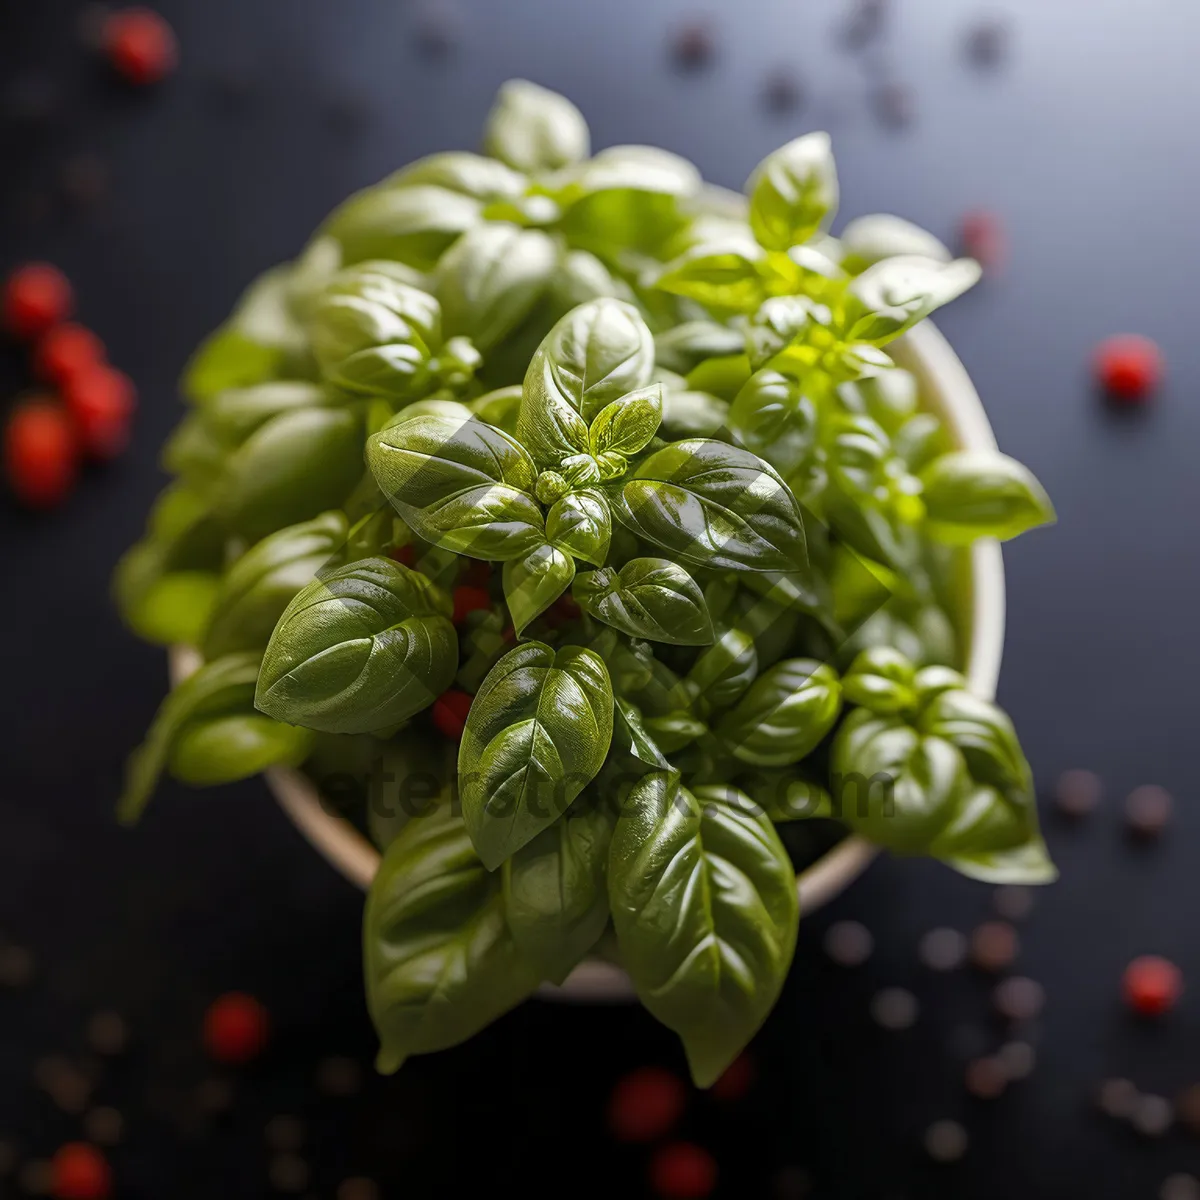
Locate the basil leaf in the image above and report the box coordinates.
[385,151,526,201]
[836,367,918,434]
[502,543,575,637]
[436,224,559,351]
[747,133,839,251]
[367,414,545,560]
[607,438,808,573]
[730,369,820,479]
[562,145,701,201]
[324,184,482,269]
[203,512,349,659]
[114,559,220,648]
[642,711,708,754]
[919,451,1055,544]
[364,801,540,1074]
[255,557,457,734]
[660,389,729,440]
[573,558,714,645]
[716,659,842,767]
[118,653,264,823]
[843,255,982,345]
[484,79,590,174]
[459,643,614,869]
[216,407,364,542]
[919,686,1031,798]
[839,214,952,273]
[609,773,799,1087]
[516,346,592,467]
[654,321,746,375]
[655,240,768,311]
[502,794,614,984]
[545,488,611,566]
[469,385,524,435]
[684,625,759,713]
[201,381,331,447]
[168,713,313,785]
[841,646,918,716]
[744,296,825,371]
[739,771,833,823]
[588,384,663,457]
[161,413,226,487]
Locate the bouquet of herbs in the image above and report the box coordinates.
[117,81,1055,1085]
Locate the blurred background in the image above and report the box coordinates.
[3,1,1200,1196]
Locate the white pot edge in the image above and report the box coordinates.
[168,318,1006,1006]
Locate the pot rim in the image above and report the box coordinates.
[169,317,1005,1004]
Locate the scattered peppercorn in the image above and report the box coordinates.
[1123,955,1183,1017]
[268,1154,309,1193]
[0,943,34,987]
[1054,768,1102,818]
[970,921,1018,973]
[871,81,914,129]
[918,927,967,972]
[965,1057,1007,1100]
[64,365,136,459]
[1174,1084,1200,1135]
[337,1179,382,1200]
[993,885,1035,922]
[1096,1077,1139,1120]
[762,69,806,114]
[870,987,918,1031]
[315,1055,362,1097]
[452,586,492,625]
[670,20,716,70]
[1132,1094,1174,1138]
[769,1165,814,1200]
[35,324,106,387]
[103,8,179,86]
[431,689,473,740]
[959,210,1006,273]
[648,1141,718,1200]
[710,1054,755,1102]
[81,1109,123,1148]
[608,1066,687,1143]
[3,263,73,340]
[5,401,78,509]
[85,1012,128,1057]
[1161,1175,1200,1200]
[49,1143,111,1200]
[993,976,1046,1023]
[1094,335,1163,403]
[965,18,1010,68]
[923,1119,968,1163]
[264,1116,305,1153]
[202,992,270,1064]
[1125,784,1172,838]
[194,1078,235,1115]
[823,919,874,966]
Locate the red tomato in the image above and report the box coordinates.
[649,1142,718,1199]
[1123,956,1183,1017]
[203,992,271,1064]
[35,323,106,386]
[1094,335,1163,402]
[452,586,492,624]
[50,1143,112,1200]
[608,1066,688,1142]
[432,690,474,740]
[3,263,73,340]
[4,401,78,508]
[105,8,179,85]
[64,365,136,459]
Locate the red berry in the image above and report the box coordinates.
[648,1142,718,1200]
[35,323,107,386]
[203,992,270,1064]
[392,543,417,568]
[459,559,492,587]
[452,585,492,624]
[608,1066,687,1143]
[50,1143,112,1200]
[959,209,1006,273]
[3,263,74,340]
[64,365,136,459]
[104,8,178,85]
[709,1053,756,1102]
[432,689,473,740]
[1123,956,1183,1017]
[4,401,78,508]
[1094,335,1163,402]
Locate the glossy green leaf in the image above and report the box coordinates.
[843,255,981,345]
[838,214,952,272]
[367,413,545,560]
[919,451,1055,544]
[747,133,839,251]
[545,488,611,566]
[729,369,820,479]
[660,389,729,440]
[168,713,313,785]
[201,381,331,447]
[469,385,524,434]
[203,512,349,659]
[562,144,700,201]
[684,625,759,713]
[588,384,663,457]
[436,223,559,351]
[716,658,842,767]
[459,643,614,869]
[385,151,526,201]
[841,646,918,716]
[609,773,799,1087]
[113,556,220,647]
[607,438,808,573]
[503,543,575,636]
[502,795,614,984]
[483,79,590,174]
[573,558,713,645]
[364,801,540,1074]
[654,321,745,376]
[255,557,457,734]
[655,241,767,311]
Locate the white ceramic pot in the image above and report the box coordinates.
[169,317,1005,1004]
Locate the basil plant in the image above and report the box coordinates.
[116,82,1056,1087]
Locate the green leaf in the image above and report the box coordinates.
[607,438,808,573]
[747,133,839,251]
[919,451,1055,544]
[216,407,364,542]
[654,321,745,375]
[836,367,918,434]
[561,144,701,201]
[744,296,827,370]
[118,653,265,824]
[843,255,981,345]
[436,223,559,351]
[503,543,575,636]
[655,241,768,311]
[839,214,952,273]
[588,384,663,457]
[367,413,545,561]
[385,151,526,201]
[608,773,799,1087]
[364,801,540,1074]
[167,714,313,785]
[502,795,614,984]
[739,771,833,823]
[841,646,918,716]
[324,184,482,269]
[716,659,842,767]
[459,643,614,869]
[484,80,590,174]
[573,558,714,645]
[684,625,759,713]
[729,369,820,479]
[203,512,349,659]
[113,557,219,647]
[660,389,729,440]
[642,711,708,753]
[201,381,331,446]
[469,385,524,435]
[255,557,457,734]
[545,488,611,566]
